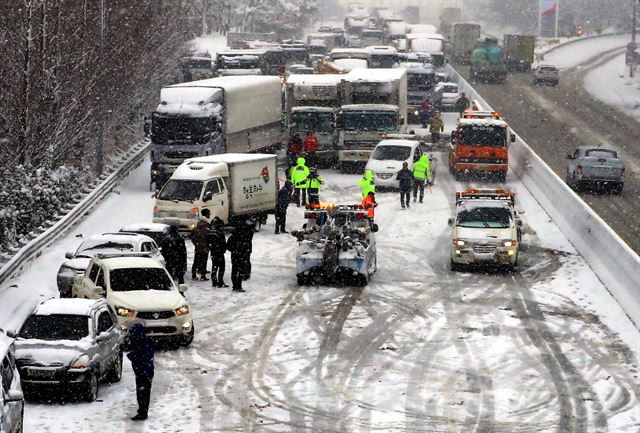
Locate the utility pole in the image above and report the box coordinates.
[96,0,105,175]
[554,0,560,39]
[631,0,638,77]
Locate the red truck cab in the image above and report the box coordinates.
[448,110,515,182]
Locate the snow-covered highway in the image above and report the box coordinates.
[2,136,638,432]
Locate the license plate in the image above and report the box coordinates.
[30,369,56,378]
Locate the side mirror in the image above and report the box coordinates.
[6,330,18,339]
[95,286,105,296]
[517,220,523,227]
[6,389,24,403]
[447,218,454,226]
[371,223,379,233]
[203,192,213,202]
[65,252,74,259]
[96,331,111,342]
[510,134,516,143]
[178,283,189,293]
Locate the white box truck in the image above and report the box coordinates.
[149,76,285,188]
[153,154,278,231]
[337,68,408,169]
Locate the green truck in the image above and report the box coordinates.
[503,34,535,72]
[470,38,507,84]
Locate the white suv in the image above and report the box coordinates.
[448,189,523,271]
[534,64,559,86]
[72,254,194,347]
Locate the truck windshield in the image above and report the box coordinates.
[408,72,435,91]
[20,314,89,341]
[369,54,397,68]
[442,85,458,93]
[371,145,411,161]
[152,116,215,143]
[158,179,204,202]
[340,111,397,132]
[182,59,212,69]
[459,125,506,148]
[291,112,333,133]
[109,268,173,292]
[457,207,511,228]
[218,55,261,69]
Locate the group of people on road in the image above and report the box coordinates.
[190,208,255,292]
[396,154,432,209]
[287,131,319,169]
[289,156,324,207]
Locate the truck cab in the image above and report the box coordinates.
[448,189,522,271]
[448,110,515,182]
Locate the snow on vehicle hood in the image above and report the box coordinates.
[108,289,186,311]
[15,338,94,366]
[366,158,408,174]
[62,257,91,271]
[455,226,513,243]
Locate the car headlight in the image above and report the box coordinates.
[115,306,136,317]
[175,305,190,316]
[453,239,465,246]
[69,355,90,370]
[414,110,419,115]
[503,240,515,247]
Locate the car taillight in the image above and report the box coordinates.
[576,166,583,175]
[153,206,160,216]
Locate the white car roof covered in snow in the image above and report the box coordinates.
[98,256,165,271]
[32,298,107,317]
[334,58,368,70]
[458,118,508,128]
[343,68,406,82]
[375,139,420,148]
[83,232,153,245]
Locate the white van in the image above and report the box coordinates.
[365,139,423,188]
[153,154,278,231]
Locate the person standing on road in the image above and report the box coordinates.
[207,217,228,288]
[412,155,431,203]
[361,191,378,221]
[287,133,303,169]
[190,208,211,280]
[126,324,155,421]
[303,131,319,168]
[275,181,293,234]
[359,170,376,198]
[226,222,254,292]
[290,157,310,207]
[429,112,444,144]
[455,92,470,116]
[307,167,324,205]
[420,98,431,127]
[160,224,187,284]
[396,162,413,209]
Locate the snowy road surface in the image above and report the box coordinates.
[2,143,638,432]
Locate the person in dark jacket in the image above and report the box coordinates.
[160,224,187,284]
[275,181,293,234]
[126,324,155,421]
[226,222,254,292]
[207,217,227,287]
[190,208,211,280]
[455,92,470,116]
[396,162,413,209]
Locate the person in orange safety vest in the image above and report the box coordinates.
[361,191,378,220]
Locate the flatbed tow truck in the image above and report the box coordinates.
[292,204,378,286]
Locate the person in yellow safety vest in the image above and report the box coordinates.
[290,157,310,207]
[307,167,323,205]
[359,170,376,198]
[412,154,431,203]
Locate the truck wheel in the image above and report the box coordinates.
[180,325,195,347]
[82,371,99,402]
[106,351,123,383]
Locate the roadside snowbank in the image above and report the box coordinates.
[539,34,630,69]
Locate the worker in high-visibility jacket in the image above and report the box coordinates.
[359,170,376,198]
[361,191,378,221]
[412,154,431,203]
[307,167,323,205]
[290,157,310,207]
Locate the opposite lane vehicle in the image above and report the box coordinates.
[566,146,625,194]
[11,298,124,402]
[57,232,164,299]
[72,254,194,346]
[533,64,559,86]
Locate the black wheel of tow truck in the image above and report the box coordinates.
[497,172,507,183]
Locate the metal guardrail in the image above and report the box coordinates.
[0,139,150,289]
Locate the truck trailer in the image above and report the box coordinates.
[451,23,481,64]
[503,34,535,72]
[149,76,284,188]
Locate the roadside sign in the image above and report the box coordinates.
[626,50,640,66]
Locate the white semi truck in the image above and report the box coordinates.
[285,74,344,166]
[149,76,284,188]
[153,154,278,231]
[337,68,408,169]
